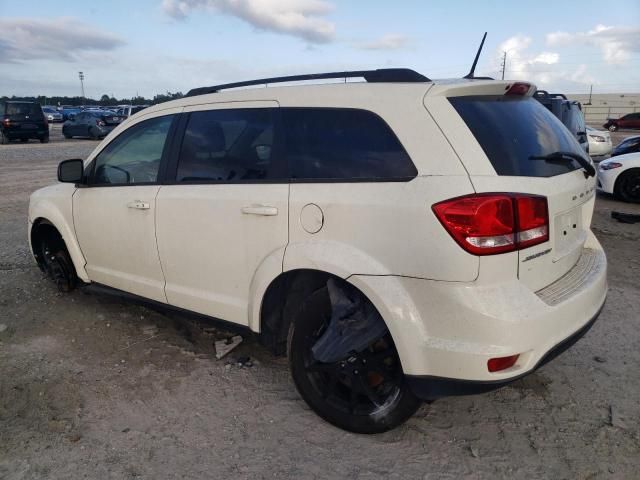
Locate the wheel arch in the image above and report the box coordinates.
[29,214,89,282]
[613,166,640,199]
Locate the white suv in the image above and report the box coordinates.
[29,69,607,433]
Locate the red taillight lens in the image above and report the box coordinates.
[433,193,549,255]
[515,196,549,248]
[488,354,520,372]
[2,118,10,127]
[505,82,531,96]
[97,120,105,126]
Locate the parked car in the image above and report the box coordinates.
[62,111,123,139]
[611,135,640,157]
[0,100,49,144]
[586,126,612,157]
[115,105,148,118]
[61,106,81,121]
[29,70,607,433]
[534,90,589,153]
[603,112,640,132]
[42,107,63,123]
[597,152,640,202]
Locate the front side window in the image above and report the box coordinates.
[176,108,279,182]
[91,115,173,185]
[281,108,416,181]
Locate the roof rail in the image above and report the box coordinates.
[534,90,568,100]
[186,68,430,96]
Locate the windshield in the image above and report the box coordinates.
[450,95,585,177]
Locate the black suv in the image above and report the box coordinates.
[534,91,588,154]
[0,101,49,144]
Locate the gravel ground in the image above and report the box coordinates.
[0,130,639,480]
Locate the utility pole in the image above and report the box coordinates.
[78,72,86,100]
[587,84,593,105]
[500,51,507,80]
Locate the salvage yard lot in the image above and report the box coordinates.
[1,134,639,479]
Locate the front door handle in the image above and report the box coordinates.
[127,200,150,210]
[241,205,278,216]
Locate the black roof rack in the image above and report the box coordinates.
[186,68,430,97]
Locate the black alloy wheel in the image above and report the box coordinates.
[615,169,640,203]
[288,287,421,433]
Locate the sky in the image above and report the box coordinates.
[0,0,639,99]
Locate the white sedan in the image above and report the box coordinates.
[597,152,640,202]
[586,126,612,157]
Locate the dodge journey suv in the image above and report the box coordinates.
[29,69,607,433]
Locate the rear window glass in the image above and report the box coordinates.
[281,108,416,181]
[450,96,585,177]
[6,103,42,117]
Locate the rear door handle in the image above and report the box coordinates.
[127,200,150,210]
[241,205,278,216]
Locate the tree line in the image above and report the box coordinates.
[0,91,185,106]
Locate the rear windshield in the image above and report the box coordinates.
[450,96,585,177]
[6,103,43,118]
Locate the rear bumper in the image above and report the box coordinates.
[405,302,603,400]
[349,233,607,387]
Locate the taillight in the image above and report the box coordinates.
[3,118,11,127]
[505,82,531,96]
[97,120,106,126]
[433,193,549,255]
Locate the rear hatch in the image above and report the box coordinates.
[4,102,46,130]
[426,82,597,291]
[99,113,123,127]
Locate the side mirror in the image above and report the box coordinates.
[58,159,84,183]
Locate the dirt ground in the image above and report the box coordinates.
[1,125,639,479]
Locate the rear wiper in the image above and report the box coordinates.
[529,151,595,178]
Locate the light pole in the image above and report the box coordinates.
[78,72,85,101]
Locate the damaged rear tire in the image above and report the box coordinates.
[288,286,421,434]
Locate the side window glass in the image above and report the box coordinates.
[281,108,417,181]
[176,108,278,182]
[92,115,173,185]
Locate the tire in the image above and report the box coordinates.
[39,134,49,144]
[614,168,640,203]
[608,124,618,132]
[39,238,77,292]
[20,138,28,143]
[287,287,421,433]
[88,127,100,140]
[63,129,72,139]
[0,131,9,144]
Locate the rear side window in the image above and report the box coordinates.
[281,108,416,181]
[450,96,585,177]
[176,109,280,182]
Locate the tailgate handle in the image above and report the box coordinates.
[127,200,150,210]
[242,205,278,216]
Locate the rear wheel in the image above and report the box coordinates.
[608,124,618,132]
[0,131,9,144]
[20,138,28,143]
[39,134,49,144]
[614,168,640,203]
[287,287,421,433]
[63,128,72,139]
[88,127,100,140]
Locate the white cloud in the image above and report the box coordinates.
[546,25,640,64]
[358,34,411,51]
[161,0,335,43]
[493,34,597,92]
[0,17,125,63]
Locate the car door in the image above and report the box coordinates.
[73,112,179,302]
[155,102,289,325]
[70,113,85,136]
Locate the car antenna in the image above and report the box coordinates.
[464,32,488,79]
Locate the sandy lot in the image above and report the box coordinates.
[0,127,639,479]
